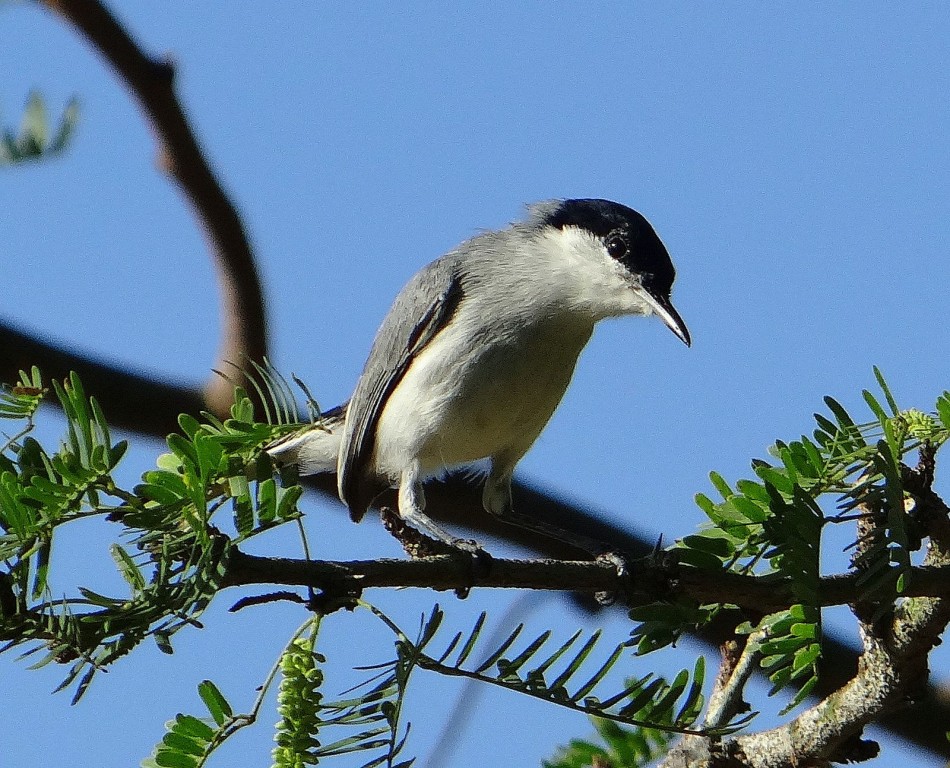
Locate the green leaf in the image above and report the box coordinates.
[822,396,852,426]
[617,678,666,718]
[735,479,771,503]
[936,392,950,429]
[528,629,583,681]
[755,466,795,496]
[681,533,734,558]
[675,656,706,725]
[22,92,48,149]
[548,630,600,698]
[48,97,79,153]
[417,604,444,647]
[453,612,486,667]
[166,434,199,471]
[161,731,206,757]
[709,471,733,501]
[790,622,818,640]
[152,749,198,768]
[675,547,727,570]
[873,366,899,415]
[500,630,552,675]
[780,674,819,715]
[651,668,689,719]
[473,624,525,673]
[758,636,803,657]
[110,544,146,591]
[862,389,888,425]
[136,477,187,505]
[694,492,717,518]
[197,680,232,727]
[275,484,303,520]
[177,413,202,439]
[569,643,623,702]
[730,494,770,523]
[172,714,215,742]
[791,644,821,673]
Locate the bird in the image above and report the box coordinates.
[268,198,689,557]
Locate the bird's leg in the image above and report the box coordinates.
[398,465,483,556]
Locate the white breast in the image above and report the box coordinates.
[371,308,594,481]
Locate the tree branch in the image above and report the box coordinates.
[704,632,760,732]
[659,488,950,767]
[40,0,268,417]
[222,547,950,613]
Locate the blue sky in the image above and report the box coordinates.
[3,3,949,767]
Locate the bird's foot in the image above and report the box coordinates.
[594,550,628,606]
[449,537,493,597]
[380,508,491,596]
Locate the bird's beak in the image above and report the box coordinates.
[641,291,691,347]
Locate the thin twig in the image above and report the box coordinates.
[704,630,762,731]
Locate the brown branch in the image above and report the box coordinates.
[222,547,950,613]
[41,0,268,418]
[224,529,950,760]
[731,524,950,767]
[659,488,950,767]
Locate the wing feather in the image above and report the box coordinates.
[338,258,464,520]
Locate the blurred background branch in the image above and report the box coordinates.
[42,0,267,417]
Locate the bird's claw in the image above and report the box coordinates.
[594,551,628,606]
[597,550,628,577]
[449,538,492,598]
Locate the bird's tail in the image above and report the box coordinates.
[265,404,346,475]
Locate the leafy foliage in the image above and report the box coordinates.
[544,717,673,768]
[632,367,950,714]
[142,678,250,768]
[2,365,949,766]
[0,367,300,699]
[373,605,715,737]
[1,92,78,166]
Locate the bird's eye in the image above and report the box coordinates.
[605,235,627,260]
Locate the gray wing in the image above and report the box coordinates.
[338,257,464,521]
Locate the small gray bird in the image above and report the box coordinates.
[269,199,689,554]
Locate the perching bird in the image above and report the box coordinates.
[268,199,689,555]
